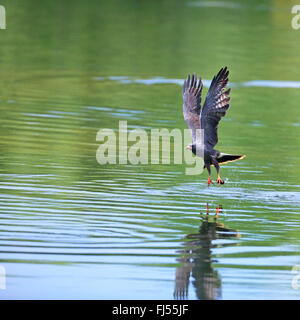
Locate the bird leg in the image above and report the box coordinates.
[207,176,214,186]
[213,161,224,185]
[206,164,214,186]
[216,174,224,185]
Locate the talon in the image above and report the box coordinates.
[207,176,214,186]
[216,175,224,185]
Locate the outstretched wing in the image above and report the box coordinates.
[200,67,231,148]
[182,73,203,143]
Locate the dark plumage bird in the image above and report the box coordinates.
[182,67,245,185]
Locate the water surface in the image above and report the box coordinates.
[0,0,300,299]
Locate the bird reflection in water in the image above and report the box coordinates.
[174,204,241,300]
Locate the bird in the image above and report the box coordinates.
[182,67,245,186]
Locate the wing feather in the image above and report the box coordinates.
[200,67,231,148]
[182,73,203,143]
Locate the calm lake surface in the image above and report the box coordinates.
[0,0,300,299]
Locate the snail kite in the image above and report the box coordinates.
[182,67,245,185]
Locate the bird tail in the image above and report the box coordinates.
[217,153,245,165]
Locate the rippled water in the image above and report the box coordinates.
[0,0,300,299]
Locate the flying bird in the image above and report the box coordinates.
[182,67,245,186]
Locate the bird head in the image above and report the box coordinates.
[186,144,193,150]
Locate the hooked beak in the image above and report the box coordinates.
[186,145,192,150]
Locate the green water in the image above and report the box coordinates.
[0,0,300,299]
